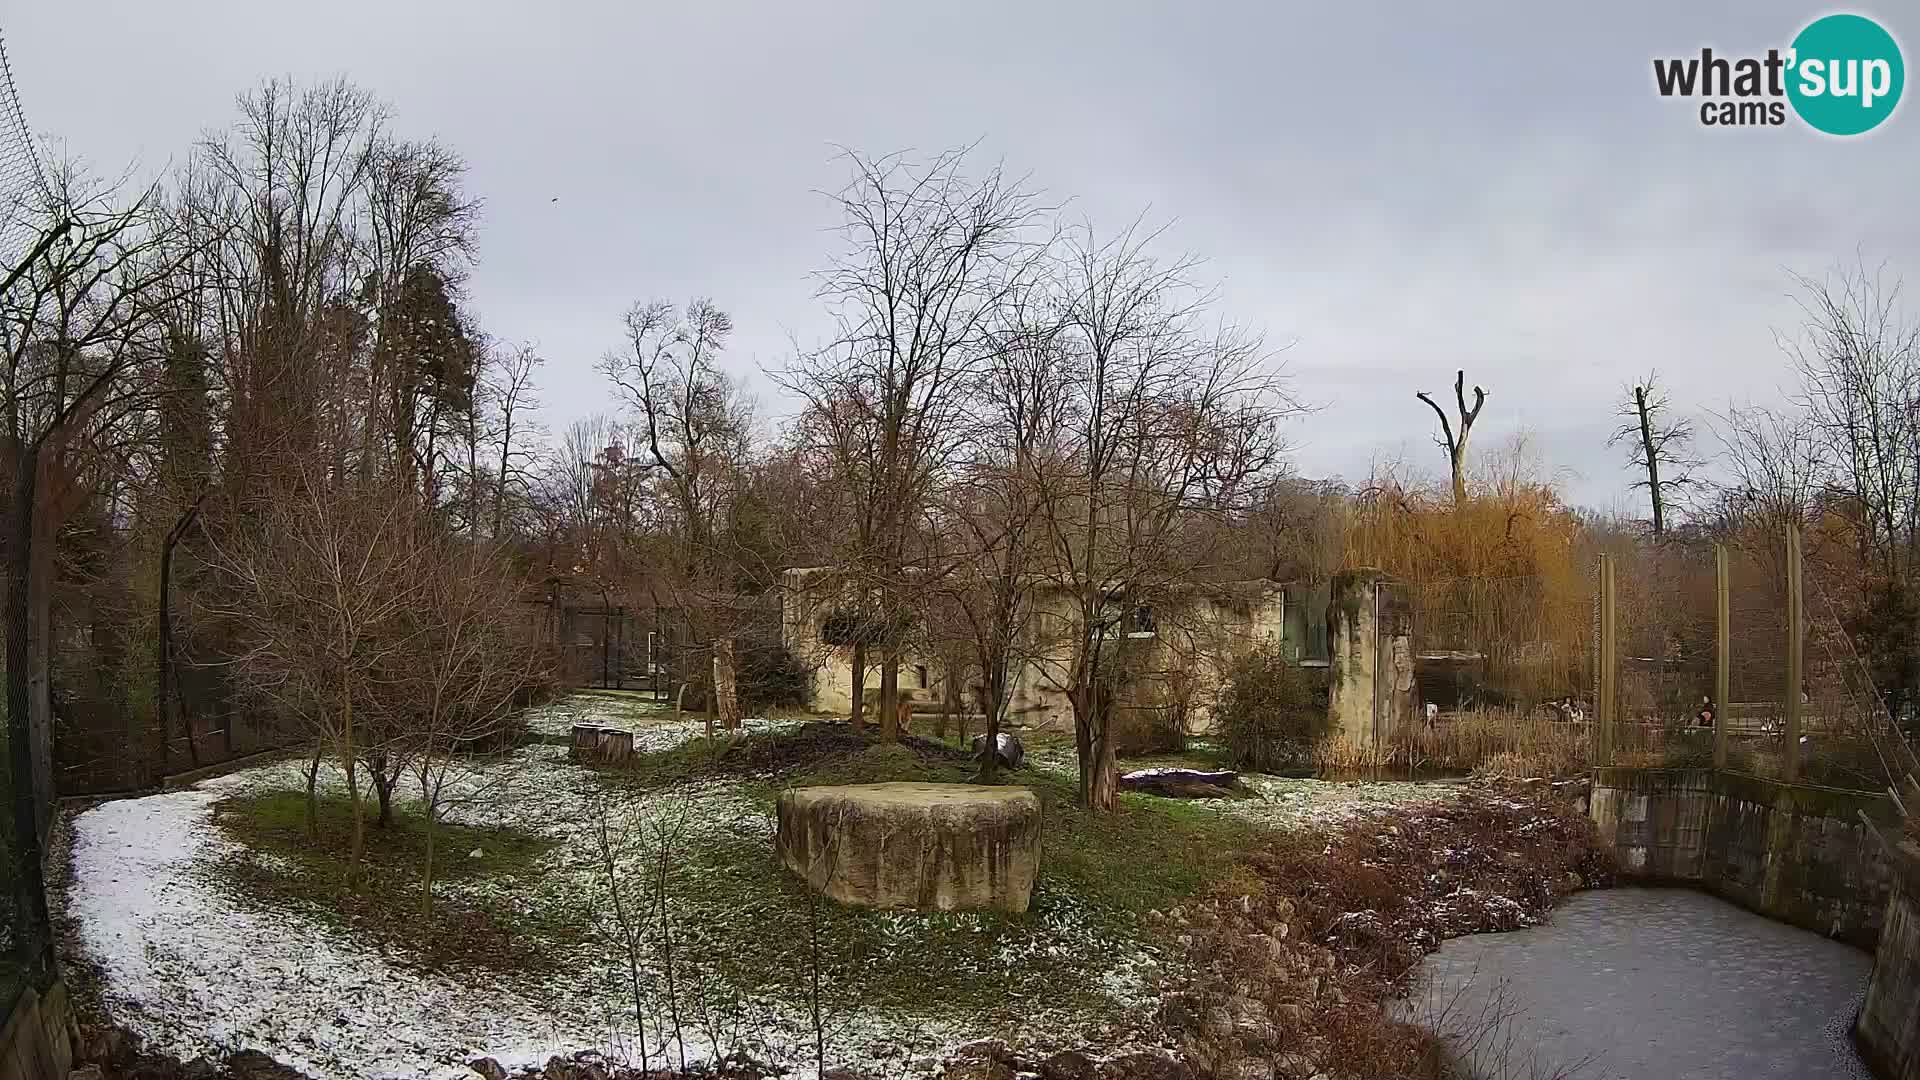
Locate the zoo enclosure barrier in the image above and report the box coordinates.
[1593,526,1914,792]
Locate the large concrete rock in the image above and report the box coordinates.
[776,782,1042,912]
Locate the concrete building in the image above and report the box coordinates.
[780,567,1342,736]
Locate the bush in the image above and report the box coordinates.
[1112,668,1194,757]
[738,642,813,713]
[1216,645,1329,772]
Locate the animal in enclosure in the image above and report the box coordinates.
[972,731,1025,770]
[859,685,922,734]
[1547,697,1588,723]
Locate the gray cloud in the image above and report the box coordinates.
[8,0,1914,510]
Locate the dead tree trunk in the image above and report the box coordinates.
[849,642,867,732]
[157,498,206,774]
[1634,385,1666,537]
[1417,370,1488,505]
[878,647,900,742]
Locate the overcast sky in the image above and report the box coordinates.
[7,1,1916,511]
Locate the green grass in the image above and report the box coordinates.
[588,731,1261,1021]
[210,790,576,975]
[209,721,1267,1027]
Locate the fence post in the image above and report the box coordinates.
[1597,554,1617,767]
[1784,523,1804,783]
[1715,543,1730,771]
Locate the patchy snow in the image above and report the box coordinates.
[520,691,807,751]
[63,707,1127,1079]
[63,696,1460,1079]
[1022,735,1455,829]
[66,789,568,1080]
[1211,774,1459,830]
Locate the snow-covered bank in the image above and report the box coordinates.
[59,698,1465,1080]
[67,787,570,1079]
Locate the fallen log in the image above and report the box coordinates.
[1118,767,1242,799]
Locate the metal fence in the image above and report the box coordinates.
[1593,528,1910,792]
[0,25,54,1018]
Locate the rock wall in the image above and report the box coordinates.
[0,980,72,1080]
[1327,568,1412,752]
[1590,767,1899,949]
[1859,841,1920,1080]
[776,782,1043,913]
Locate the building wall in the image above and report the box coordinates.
[1589,766,1900,949]
[779,568,1291,733]
[1326,569,1413,751]
[780,568,946,715]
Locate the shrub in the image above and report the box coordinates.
[1404,706,1589,777]
[737,642,813,713]
[1112,668,1193,756]
[1216,644,1329,772]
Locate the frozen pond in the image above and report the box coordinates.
[1415,887,1873,1080]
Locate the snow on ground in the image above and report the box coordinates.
[519,690,805,749]
[64,699,1458,1079]
[64,719,1091,1078]
[1216,773,1460,830]
[66,786,570,1080]
[69,739,974,1080]
[1018,732,1458,829]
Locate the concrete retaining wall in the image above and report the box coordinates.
[0,980,72,1080]
[1590,767,1899,949]
[1859,842,1920,1080]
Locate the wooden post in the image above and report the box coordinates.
[1714,544,1731,771]
[1597,555,1618,767]
[1784,523,1804,783]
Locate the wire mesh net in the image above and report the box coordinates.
[0,26,43,1004]
[1587,533,1912,791]
[0,31,47,269]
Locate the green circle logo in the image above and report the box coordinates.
[1788,14,1904,135]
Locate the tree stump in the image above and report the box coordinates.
[570,725,602,761]
[776,782,1042,912]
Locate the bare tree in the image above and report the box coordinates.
[1417,370,1488,505]
[920,293,1064,780]
[199,467,433,881]
[403,541,548,915]
[780,146,1046,739]
[196,78,384,493]
[1782,262,1920,577]
[486,341,543,538]
[597,298,756,726]
[4,160,193,837]
[1608,373,1698,538]
[1033,221,1296,810]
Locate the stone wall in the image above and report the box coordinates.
[1590,767,1899,949]
[1858,841,1920,1076]
[1859,841,1920,1080]
[1326,568,1412,751]
[0,980,73,1080]
[779,567,1294,731]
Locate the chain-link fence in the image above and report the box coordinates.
[0,25,53,1016]
[1593,530,1913,792]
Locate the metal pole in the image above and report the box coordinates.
[1371,582,1382,761]
[1785,524,1804,783]
[1598,555,1617,766]
[1715,544,1731,772]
